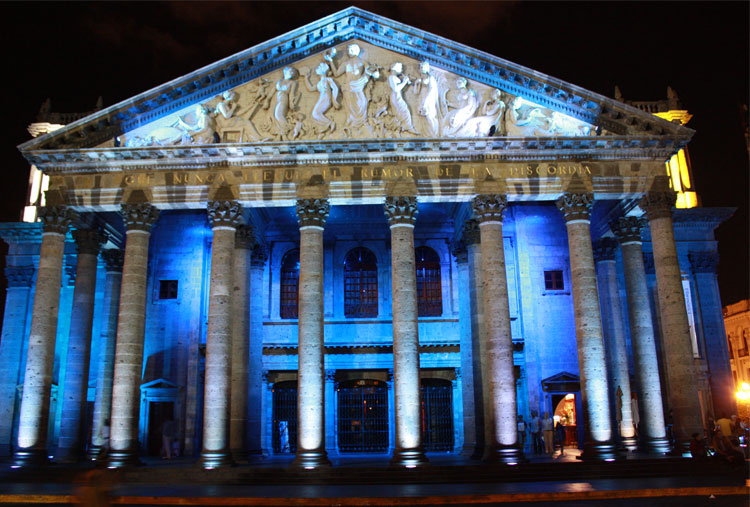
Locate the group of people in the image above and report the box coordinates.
[518,411,567,457]
[691,413,748,467]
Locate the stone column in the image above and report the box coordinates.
[201,200,242,469]
[611,217,670,454]
[13,206,74,467]
[292,199,331,469]
[57,227,107,462]
[592,238,636,451]
[452,242,476,456]
[556,193,615,460]
[473,195,523,463]
[247,244,267,456]
[229,224,253,462]
[89,249,124,460]
[107,203,159,468]
[384,196,428,468]
[639,192,703,452]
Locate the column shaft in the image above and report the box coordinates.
[466,233,488,458]
[247,246,266,455]
[453,244,476,455]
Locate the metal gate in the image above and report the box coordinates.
[337,379,389,453]
[420,378,454,451]
[272,381,297,453]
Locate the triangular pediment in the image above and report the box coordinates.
[19,6,692,155]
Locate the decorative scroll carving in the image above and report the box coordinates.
[234,224,255,250]
[251,243,268,267]
[462,218,481,245]
[207,201,242,229]
[296,199,330,228]
[384,196,418,226]
[39,206,75,235]
[102,249,124,272]
[556,193,594,223]
[592,238,618,262]
[73,228,107,256]
[5,266,34,288]
[611,216,645,244]
[639,192,676,221]
[688,251,719,274]
[472,194,508,223]
[120,203,159,232]
[451,241,468,264]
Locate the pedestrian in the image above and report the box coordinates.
[555,420,566,457]
[542,412,554,455]
[716,413,733,439]
[161,417,175,460]
[530,411,542,454]
[517,415,527,451]
[689,432,708,460]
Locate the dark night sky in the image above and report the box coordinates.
[1,1,748,304]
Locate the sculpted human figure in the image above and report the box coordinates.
[387,62,418,135]
[304,62,341,136]
[325,44,374,136]
[174,104,218,144]
[414,61,442,137]
[505,96,552,136]
[273,67,302,140]
[454,88,506,137]
[441,77,478,136]
[213,90,267,142]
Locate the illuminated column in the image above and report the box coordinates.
[201,201,242,469]
[247,244,267,456]
[611,217,670,454]
[108,203,159,468]
[452,242,476,455]
[592,238,636,451]
[639,192,703,453]
[473,195,523,463]
[57,227,107,462]
[384,196,428,468]
[89,249,124,461]
[556,193,616,460]
[229,224,253,461]
[292,199,331,469]
[13,206,74,467]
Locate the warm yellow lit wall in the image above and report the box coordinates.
[655,110,698,208]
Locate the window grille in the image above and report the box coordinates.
[337,379,389,452]
[272,381,297,453]
[420,378,454,451]
[416,246,442,317]
[280,250,299,319]
[344,248,378,318]
[544,270,564,291]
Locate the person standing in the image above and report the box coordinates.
[161,418,175,460]
[542,412,555,455]
[555,420,566,457]
[517,415,527,452]
[530,411,542,454]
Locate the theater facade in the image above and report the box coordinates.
[1,8,734,468]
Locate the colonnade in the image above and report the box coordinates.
[11,190,703,467]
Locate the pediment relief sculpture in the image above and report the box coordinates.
[120,41,595,148]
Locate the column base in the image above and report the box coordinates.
[390,448,429,468]
[670,438,692,457]
[482,444,526,464]
[87,445,105,461]
[641,435,671,455]
[107,450,142,468]
[620,435,638,452]
[200,450,234,469]
[11,449,49,468]
[580,441,619,461]
[291,449,330,469]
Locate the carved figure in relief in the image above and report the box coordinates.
[548,111,593,136]
[325,44,375,137]
[303,62,341,137]
[505,96,552,136]
[413,62,442,137]
[174,104,218,144]
[442,77,479,136]
[214,90,269,142]
[272,67,303,140]
[454,89,506,137]
[387,63,418,135]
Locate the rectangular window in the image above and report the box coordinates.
[158,280,178,300]
[544,270,564,291]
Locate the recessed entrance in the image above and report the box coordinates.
[552,393,578,446]
[147,401,174,456]
[272,381,298,454]
[420,378,454,451]
[337,379,388,453]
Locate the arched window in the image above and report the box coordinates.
[344,247,378,318]
[416,246,442,317]
[280,249,299,319]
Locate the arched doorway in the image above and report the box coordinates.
[337,379,388,453]
[420,378,454,451]
[272,380,297,453]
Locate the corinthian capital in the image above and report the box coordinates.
[472,194,508,223]
[384,196,418,226]
[592,238,618,262]
[38,206,75,235]
[639,191,676,221]
[73,228,108,255]
[121,203,159,232]
[234,224,255,250]
[207,200,242,229]
[296,199,330,228]
[611,216,646,244]
[101,249,124,272]
[462,218,481,245]
[556,193,594,223]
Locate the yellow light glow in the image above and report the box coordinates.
[677,149,691,188]
[737,383,750,401]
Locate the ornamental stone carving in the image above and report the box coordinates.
[120,203,159,232]
[384,196,418,226]
[451,241,468,263]
[102,249,124,272]
[462,218,481,245]
[5,266,34,288]
[472,194,508,223]
[592,238,618,262]
[251,244,268,267]
[556,193,594,222]
[39,206,75,235]
[688,251,719,274]
[296,199,330,228]
[611,216,646,244]
[234,224,255,250]
[72,229,107,256]
[639,192,676,221]
[207,201,242,229]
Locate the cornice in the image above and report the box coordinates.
[0,222,44,243]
